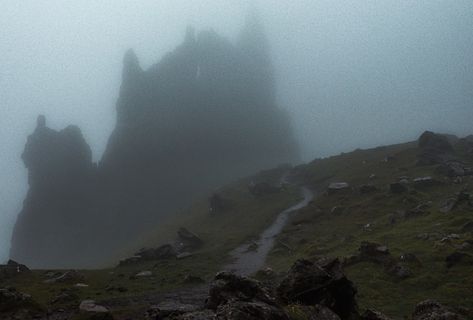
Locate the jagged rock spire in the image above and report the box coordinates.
[36,115,46,128]
[238,8,275,105]
[122,49,142,81]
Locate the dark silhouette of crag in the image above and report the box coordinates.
[10,17,299,268]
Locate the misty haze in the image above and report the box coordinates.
[1,1,472,319]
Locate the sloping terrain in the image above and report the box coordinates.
[268,133,473,317]
[1,166,302,319]
[2,132,472,319]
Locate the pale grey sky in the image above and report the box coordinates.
[1,0,472,262]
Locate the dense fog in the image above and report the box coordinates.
[1,1,472,263]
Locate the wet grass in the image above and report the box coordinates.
[267,142,473,318]
[3,166,302,315]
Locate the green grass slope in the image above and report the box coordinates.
[267,138,473,318]
[2,166,302,316]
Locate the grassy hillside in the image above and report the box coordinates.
[3,134,472,319]
[2,166,302,318]
[267,138,473,318]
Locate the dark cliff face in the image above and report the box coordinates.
[10,116,101,267]
[10,21,299,268]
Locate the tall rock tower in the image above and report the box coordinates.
[10,19,299,268]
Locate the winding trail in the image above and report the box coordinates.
[224,186,314,276]
[97,185,314,319]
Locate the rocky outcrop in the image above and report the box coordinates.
[417,131,454,165]
[11,16,299,268]
[277,258,358,320]
[328,182,350,195]
[10,116,99,268]
[177,228,204,252]
[0,260,30,280]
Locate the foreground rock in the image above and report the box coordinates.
[328,182,350,195]
[0,288,39,313]
[0,260,30,279]
[177,228,204,252]
[120,244,178,266]
[44,270,85,284]
[277,258,358,320]
[206,272,276,309]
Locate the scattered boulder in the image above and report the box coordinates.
[435,161,468,177]
[439,191,472,213]
[119,255,143,266]
[0,260,30,279]
[177,228,203,252]
[417,131,454,166]
[206,272,275,310]
[358,242,390,264]
[45,270,85,284]
[404,203,430,219]
[328,182,350,195]
[277,258,358,320]
[386,263,411,280]
[137,244,177,261]
[0,288,40,313]
[412,300,465,320]
[177,252,194,260]
[413,176,442,188]
[79,300,109,313]
[439,198,458,213]
[440,234,461,243]
[390,183,407,194]
[445,251,473,268]
[351,242,410,279]
[135,270,153,278]
[399,253,421,264]
[416,233,443,241]
[203,271,289,320]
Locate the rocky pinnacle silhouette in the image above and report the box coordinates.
[10,18,299,268]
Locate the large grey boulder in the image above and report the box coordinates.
[277,258,358,320]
